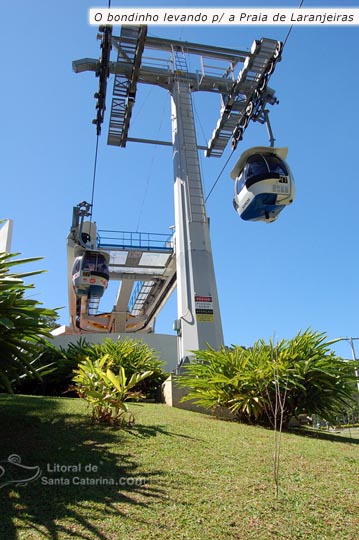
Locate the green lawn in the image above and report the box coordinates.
[1,395,359,540]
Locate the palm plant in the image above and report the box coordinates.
[177,330,358,427]
[14,337,168,399]
[0,252,58,392]
[279,331,358,424]
[177,344,271,422]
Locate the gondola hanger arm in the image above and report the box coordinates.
[263,110,275,148]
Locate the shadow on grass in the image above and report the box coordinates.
[0,395,173,540]
[288,426,359,445]
[128,423,198,440]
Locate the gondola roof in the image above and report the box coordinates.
[73,245,110,263]
[230,146,289,180]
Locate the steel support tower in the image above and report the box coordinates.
[171,77,223,359]
[73,26,282,363]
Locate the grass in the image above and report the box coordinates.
[0,395,359,540]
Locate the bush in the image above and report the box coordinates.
[177,330,359,428]
[72,354,153,426]
[13,338,93,396]
[88,338,168,401]
[15,337,168,401]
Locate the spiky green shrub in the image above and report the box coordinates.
[89,338,167,401]
[15,337,167,400]
[72,354,153,425]
[0,252,58,393]
[177,330,358,427]
[13,338,93,396]
[178,343,272,421]
[278,331,358,424]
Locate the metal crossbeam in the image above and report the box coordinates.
[74,33,281,154]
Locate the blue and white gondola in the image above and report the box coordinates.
[231,146,295,223]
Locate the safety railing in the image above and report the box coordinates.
[97,230,174,252]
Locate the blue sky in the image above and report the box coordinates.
[2,0,358,359]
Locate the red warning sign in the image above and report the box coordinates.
[195,295,214,322]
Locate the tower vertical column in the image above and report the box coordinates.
[0,219,13,253]
[171,79,224,364]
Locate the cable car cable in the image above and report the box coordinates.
[205,148,235,203]
[135,97,168,232]
[89,134,100,226]
[282,0,304,48]
[205,0,304,204]
[88,0,112,225]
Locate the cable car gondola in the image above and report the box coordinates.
[231,146,295,223]
[72,250,110,299]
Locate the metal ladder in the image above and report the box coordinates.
[172,46,188,74]
[178,82,206,224]
[128,280,156,316]
[108,26,147,147]
[172,48,207,224]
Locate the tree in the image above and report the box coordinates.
[0,252,58,392]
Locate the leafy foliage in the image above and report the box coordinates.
[88,338,167,400]
[177,330,359,427]
[14,339,94,396]
[72,354,153,425]
[14,337,168,400]
[0,252,58,392]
